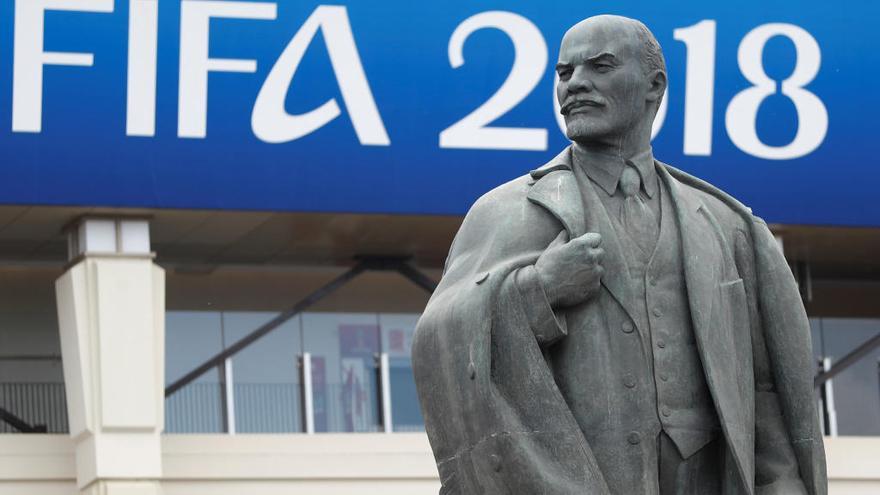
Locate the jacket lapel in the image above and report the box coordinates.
[527,147,638,324]
[527,147,584,239]
[658,166,721,342]
[659,164,718,346]
[660,163,756,495]
[526,169,585,240]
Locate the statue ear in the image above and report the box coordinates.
[646,69,667,104]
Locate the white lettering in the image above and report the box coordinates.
[726,23,828,160]
[178,0,276,139]
[441,11,547,151]
[126,0,159,136]
[252,6,389,145]
[12,0,114,133]
[674,20,716,156]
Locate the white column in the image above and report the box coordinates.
[56,217,165,495]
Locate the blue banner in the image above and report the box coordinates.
[0,1,875,226]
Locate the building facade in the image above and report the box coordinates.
[1,1,879,494]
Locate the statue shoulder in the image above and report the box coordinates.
[461,173,535,225]
[662,162,764,230]
[467,145,572,221]
[442,170,561,276]
[444,172,533,260]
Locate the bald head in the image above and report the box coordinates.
[555,15,668,150]
[562,15,666,82]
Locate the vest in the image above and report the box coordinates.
[614,175,720,459]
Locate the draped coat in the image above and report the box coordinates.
[412,147,826,495]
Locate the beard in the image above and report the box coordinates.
[564,113,614,143]
[563,107,653,145]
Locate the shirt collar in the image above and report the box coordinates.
[572,145,658,198]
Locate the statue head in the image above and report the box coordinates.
[556,15,667,149]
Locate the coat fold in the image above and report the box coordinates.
[413,152,826,494]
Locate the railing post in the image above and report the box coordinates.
[380,352,393,433]
[821,357,838,437]
[300,353,315,434]
[223,358,236,434]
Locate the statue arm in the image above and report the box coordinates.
[514,264,568,346]
[415,187,610,494]
[735,222,814,495]
[439,187,569,349]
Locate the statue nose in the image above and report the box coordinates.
[568,70,595,92]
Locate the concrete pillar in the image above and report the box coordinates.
[56,217,165,495]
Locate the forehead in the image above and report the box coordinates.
[558,21,640,64]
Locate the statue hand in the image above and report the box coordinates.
[535,232,604,308]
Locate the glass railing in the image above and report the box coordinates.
[164,379,425,434]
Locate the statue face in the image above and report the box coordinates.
[556,18,653,145]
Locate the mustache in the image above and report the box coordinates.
[560,97,605,115]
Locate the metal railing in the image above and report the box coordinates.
[0,383,68,433]
[165,382,225,433]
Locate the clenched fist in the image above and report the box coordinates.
[535,232,604,308]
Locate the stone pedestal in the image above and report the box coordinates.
[55,218,164,495]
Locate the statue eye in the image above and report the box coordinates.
[594,63,614,73]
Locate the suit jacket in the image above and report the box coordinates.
[412,147,827,495]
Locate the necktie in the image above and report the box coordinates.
[619,164,659,257]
